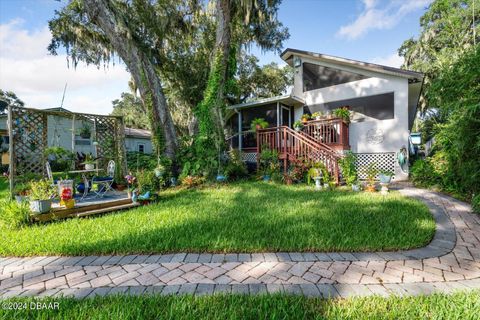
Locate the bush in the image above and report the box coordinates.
[136,170,159,193]
[472,194,480,214]
[338,151,357,186]
[127,152,157,171]
[0,199,30,229]
[181,175,206,188]
[224,150,248,181]
[410,159,439,188]
[44,147,74,172]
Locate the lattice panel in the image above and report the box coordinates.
[355,152,396,180]
[242,152,257,163]
[10,107,48,177]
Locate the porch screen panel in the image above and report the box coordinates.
[303,63,370,92]
[241,103,278,149]
[305,92,394,120]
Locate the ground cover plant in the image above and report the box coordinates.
[1,290,478,320]
[0,181,435,256]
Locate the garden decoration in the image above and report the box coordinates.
[379,170,394,195]
[82,154,96,170]
[125,174,136,198]
[58,180,75,209]
[398,146,408,172]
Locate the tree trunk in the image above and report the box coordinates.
[82,0,178,160]
[210,0,232,146]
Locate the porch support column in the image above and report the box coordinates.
[276,102,280,149]
[237,109,242,151]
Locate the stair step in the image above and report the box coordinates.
[76,202,140,218]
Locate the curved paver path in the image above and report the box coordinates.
[1,184,479,299]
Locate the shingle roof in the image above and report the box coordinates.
[124,127,151,139]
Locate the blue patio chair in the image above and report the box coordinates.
[92,160,116,198]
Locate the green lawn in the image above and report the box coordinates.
[1,291,478,320]
[0,177,8,199]
[0,181,435,256]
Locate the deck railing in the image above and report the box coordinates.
[302,118,349,150]
[257,126,340,182]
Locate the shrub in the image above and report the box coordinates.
[224,150,248,181]
[29,179,57,200]
[181,175,206,188]
[410,159,439,188]
[258,146,280,177]
[0,199,30,229]
[338,151,357,186]
[472,194,480,214]
[127,152,157,171]
[136,170,159,193]
[44,146,74,172]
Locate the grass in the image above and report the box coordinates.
[0,177,8,199]
[0,181,435,256]
[1,291,479,319]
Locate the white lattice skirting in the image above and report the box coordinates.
[354,152,396,180]
[241,152,257,163]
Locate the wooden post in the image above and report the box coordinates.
[238,110,242,152]
[7,106,14,199]
[283,127,287,173]
[71,114,76,170]
[256,129,260,169]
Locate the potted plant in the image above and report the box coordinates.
[378,170,394,184]
[154,163,165,178]
[293,120,304,131]
[250,118,269,132]
[311,111,323,120]
[365,162,378,192]
[29,179,56,214]
[82,154,95,170]
[301,114,310,123]
[14,183,30,203]
[79,124,92,139]
[333,106,351,124]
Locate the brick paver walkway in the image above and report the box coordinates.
[1,185,479,299]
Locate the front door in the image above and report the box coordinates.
[281,106,291,127]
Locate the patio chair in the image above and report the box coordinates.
[45,162,57,186]
[92,160,116,198]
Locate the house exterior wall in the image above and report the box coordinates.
[291,55,410,180]
[125,137,153,154]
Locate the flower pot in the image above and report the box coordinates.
[263,175,271,182]
[127,191,132,199]
[378,174,392,184]
[301,119,308,123]
[315,116,322,120]
[365,185,376,192]
[116,184,127,191]
[85,163,95,170]
[30,199,52,214]
[15,195,28,203]
[216,174,226,182]
[256,124,262,131]
[154,168,163,178]
[351,184,360,192]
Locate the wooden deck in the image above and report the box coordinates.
[33,192,140,222]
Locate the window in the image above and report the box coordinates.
[305,92,395,120]
[303,63,370,92]
[137,143,145,153]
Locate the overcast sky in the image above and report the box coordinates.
[0,0,432,115]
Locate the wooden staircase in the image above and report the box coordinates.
[257,126,341,182]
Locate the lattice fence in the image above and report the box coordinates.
[8,107,128,193]
[9,107,48,177]
[354,152,396,180]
